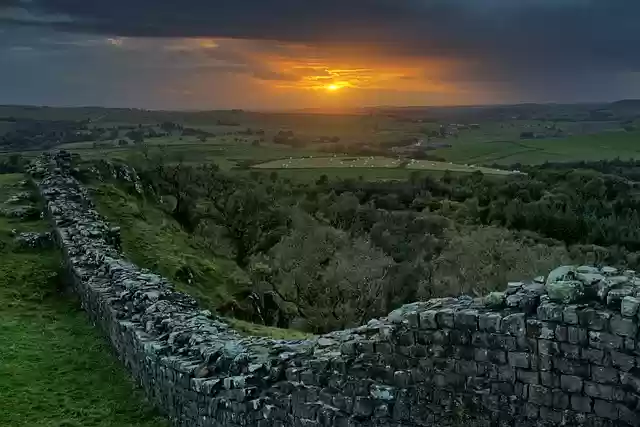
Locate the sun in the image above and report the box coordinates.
[326,84,340,92]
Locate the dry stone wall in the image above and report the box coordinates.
[30,151,640,427]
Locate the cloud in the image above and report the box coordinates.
[1,0,639,107]
[1,1,637,79]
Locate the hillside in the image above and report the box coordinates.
[0,173,167,427]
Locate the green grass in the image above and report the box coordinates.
[251,156,513,179]
[88,182,306,339]
[0,173,167,427]
[430,131,640,165]
[89,183,244,310]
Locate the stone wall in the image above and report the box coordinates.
[30,152,640,427]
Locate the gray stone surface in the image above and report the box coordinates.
[30,151,640,427]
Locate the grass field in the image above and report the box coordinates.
[252,156,514,177]
[429,131,640,165]
[0,174,167,427]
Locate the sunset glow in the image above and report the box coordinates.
[326,84,340,92]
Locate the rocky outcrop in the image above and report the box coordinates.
[30,151,640,427]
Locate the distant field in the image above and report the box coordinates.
[429,131,640,165]
[59,136,323,170]
[252,156,514,177]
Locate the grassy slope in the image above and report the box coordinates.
[89,182,309,339]
[0,174,167,427]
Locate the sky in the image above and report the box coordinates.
[0,0,639,110]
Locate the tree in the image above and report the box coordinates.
[250,217,394,332]
[204,183,289,267]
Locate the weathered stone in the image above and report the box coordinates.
[588,331,623,350]
[593,399,618,420]
[547,265,577,285]
[621,296,640,317]
[502,313,525,336]
[508,352,530,369]
[418,310,438,329]
[454,309,479,330]
[609,314,636,337]
[529,385,552,406]
[517,370,539,385]
[611,351,635,371]
[547,280,585,304]
[537,302,563,322]
[552,390,570,410]
[567,326,588,345]
[571,395,593,413]
[478,313,502,332]
[483,292,505,308]
[578,309,610,331]
[563,305,579,325]
[436,309,454,328]
[560,375,583,393]
[581,348,604,365]
[584,382,614,400]
[601,266,618,276]
[592,366,619,384]
[607,287,634,309]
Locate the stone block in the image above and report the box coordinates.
[571,395,593,413]
[552,390,570,410]
[546,280,585,304]
[474,348,489,362]
[607,287,634,309]
[563,305,579,324]
[560,343,580,360]
[484,291,506,308]
[581,348,604,365]
[618,404,640,427]
[593,399,618,420]
[523,403,539,419]
[454,309,479,330]
[515,382,529,398]
[489,334,516,351]
[508,352,530,369]
[554,357,589,377]
[609,314,637,337]
[537,302,563,322]
[555,325,568,342]
[588,331,623,350]
[489,350,507,364]
[455,360,477,376]
[478,313,502,333]
[538,339,559,356]
[621,296,640,317]
[584,382,614,400]
[418,310,438,329]
[560,375,583,393]
[436,309,454,328]
[592,366,619,384]
[502,313,525,336]
[491,382,514,396]
[529,385,552,407]
[353,396,374,417]
[540,372,560,388]
[567,326,588,345]
[611,351,635,371]
[579,308,609,331]
[540,406,564,423]
[517,370,539,385]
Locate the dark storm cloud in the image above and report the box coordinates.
[1,0,639,107]
[2,0,639,76]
